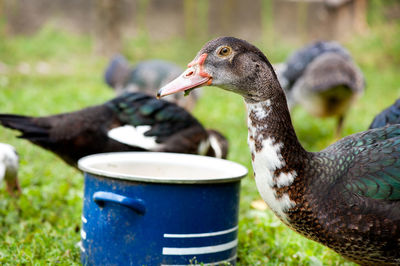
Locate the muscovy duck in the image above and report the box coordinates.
[369,98,400,129]
[157,37,400,265]
[275,41,365,136]
[0,143,20,196]
[104,54,200,111]
[0,92,228,168]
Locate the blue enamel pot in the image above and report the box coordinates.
[78,152,247,266]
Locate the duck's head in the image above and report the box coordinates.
[157,37,280,103]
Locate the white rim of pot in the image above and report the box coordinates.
[78,152,248,184]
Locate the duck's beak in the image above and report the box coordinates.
[157,53,212,98]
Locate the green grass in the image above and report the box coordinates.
[0,21,399,265]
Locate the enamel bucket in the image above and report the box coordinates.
[78,152,247,265]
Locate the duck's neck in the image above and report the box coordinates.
[245,87,308,223]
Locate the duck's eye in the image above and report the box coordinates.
[217,46,232,57]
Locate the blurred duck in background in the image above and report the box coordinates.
[0,92,228,168]
[104,54,200,111]
[275,41,365,136]
[369,98,400,129]
[0,143,20,196]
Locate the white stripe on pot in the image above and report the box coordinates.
[76,241,85,252]
[162,239,237,255]
[81,216,87,224]
[80,229,87,240]
[160,254,237,266]
[163,225,238,238]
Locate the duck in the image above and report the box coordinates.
[104,54,200,111]
[275,41,365,136]
[157,36,400,265]
[0,92,228,168]
[0,143,20,196]
[369,98,400,129]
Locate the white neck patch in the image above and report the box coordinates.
[246,101,296,222]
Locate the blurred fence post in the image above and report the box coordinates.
[297,0,307,43]
[136,0,149,35]
[272,0,368,43]
[0,0,4,36]
[93,0,125,56]
[184,0,196,40]
[184,0,209,42]
[353,0,367,33]
[261,0,274,44]
[3,0,46,35]
[197,0,209,42]
[221,0,234,35]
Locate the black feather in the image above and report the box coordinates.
[369,99,400,129]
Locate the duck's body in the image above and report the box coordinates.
[0,143,20,196]
[278,41,352,91]
[248,97,400,264]
[276,41,365,135]
[105,55,200,111]
[369,98,400,129]
[0,92,228,168]
[157,37,400,264]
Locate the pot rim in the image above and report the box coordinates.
[78,152,248,184]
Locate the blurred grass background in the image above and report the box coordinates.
[0,2,400,265]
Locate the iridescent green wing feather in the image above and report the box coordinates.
[322,124,400,201]
[107,92,200,142]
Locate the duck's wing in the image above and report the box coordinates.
[107,92,206,148]
[369,99,400,129]
[322,124,400,201]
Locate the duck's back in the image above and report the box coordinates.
[289,52,364,117]
[369,99,400,129]
[282,41,351,90]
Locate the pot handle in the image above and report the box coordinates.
[93,191,146,215]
